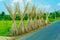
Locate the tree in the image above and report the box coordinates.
[1,11,5,20]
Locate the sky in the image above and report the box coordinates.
[0,0,60,14]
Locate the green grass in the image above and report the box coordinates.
[0,17,60,36]
[0,21,11,36]
[0,20,27,36]
[49,17,60,22]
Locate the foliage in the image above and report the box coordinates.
[0,11,60,20]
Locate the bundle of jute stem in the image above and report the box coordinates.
[16,3,22,35]
[4,3,19,36]
[32,6,38,29]
[45,12,50,25]
[17,2,28,34]
[29,7,35,31]
[38,10,44,27]
[25,7,34,32]
[28,6,36,30]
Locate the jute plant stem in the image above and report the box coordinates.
[4,3,19,36]
[24,3,33,33]
[17,3,22,34]
[25,16,31,32]
[25,19,30,33]
[25,9,33,32]
[45,12,50,25]
[25,5,37,32]
[38,10,44,27]
[28,12,34,31]
[33,7,38,29]
[29,6,36,30]
[17,2,28,34]
[26,6,37,31]
[17,6,25,34]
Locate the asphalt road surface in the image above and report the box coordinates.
[17,20,60,40]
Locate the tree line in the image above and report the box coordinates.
[0,11,60,20]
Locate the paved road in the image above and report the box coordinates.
[17,20,60,40]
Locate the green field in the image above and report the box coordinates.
[0,17,60,36]
[0,20,27,36]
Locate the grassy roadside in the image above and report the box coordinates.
[0,17,60,36]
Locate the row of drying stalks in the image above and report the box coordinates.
[4,2,50,36]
